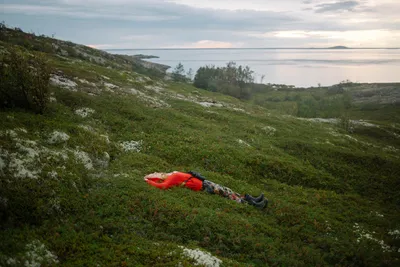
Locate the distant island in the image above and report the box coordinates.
[328,46,350,49]
[132,54,159,59]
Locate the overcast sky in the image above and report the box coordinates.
[2,0,400,49]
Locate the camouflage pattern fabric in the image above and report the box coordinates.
[202,180,245,203]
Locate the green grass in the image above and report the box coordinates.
[1,28,400,266]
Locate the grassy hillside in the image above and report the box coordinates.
[1,27,400,266]
[249,82,400,123]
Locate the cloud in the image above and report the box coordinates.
[0,4,179,22]
[249,29,400,47]
[314,1,360,13]
[2,0,400,48]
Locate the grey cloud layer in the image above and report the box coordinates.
[315,1,360,13]
[2,0,400,48]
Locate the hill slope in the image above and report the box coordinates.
[1,27,400,266]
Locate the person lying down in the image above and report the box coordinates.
[144,171,268,209]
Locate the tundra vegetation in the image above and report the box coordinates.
[1,23,400,266]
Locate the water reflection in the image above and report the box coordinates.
[109,49,400,87]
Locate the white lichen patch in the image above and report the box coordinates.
[352,120,378,128]
[73,149,93,170]
[78,78,97,87]
[383,146,399,153]
[5,129,18,138]
[113,173,129,178]
[48,131,70,144]
[101,75,110,80]
[1,133,73,180]
[391,132,400,138]
[353,223,395,252]
[198,101,224,108]
[389,230,400,239]
[24,240,59,267]
[100,134,110,144]
[47,171,58,179]
[50,74,77,90]
[167,92,247,112]
[104,82,119,90]
[328,129,341,137]
[75,108,95,118]
[130,88,170,108]
[370,211,384,218]
[135,76,152,83]
[120,140,143,152]
[262,126,276,136]
[345,135,358,142]
[95,152,110,168]
[15,128,28,133]
[237,139,251,147]
[180,246,222,267]
[232,107,247,113]
[145,85,164,93]
[8,141,41,179]
[297,117,338,124]
[78,124,95,132]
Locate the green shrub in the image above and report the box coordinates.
[193,62,255,100]
[339,113,354,133]
[0,48,51,113]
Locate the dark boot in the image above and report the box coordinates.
[248,199,268,210]
[244,193,264,203]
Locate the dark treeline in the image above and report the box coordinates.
[193,62,255,99]
[172,61,256,100]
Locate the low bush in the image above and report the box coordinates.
[0,47,51,113]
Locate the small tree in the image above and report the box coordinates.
[260,75,265,84]
[339,113,354,133]
[186,68,194,81]
[172,62,186,82]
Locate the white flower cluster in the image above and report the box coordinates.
[353,223,395,252]
[75,107,95,118]
[4,240,60,266]
[180,246,222,267]
[48,131,70,144]
[23,240,59,267]
[370,211,384,218]
[120,140,143,152]
[389,230,400,239]
[3,129,18,138]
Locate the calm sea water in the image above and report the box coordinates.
[109,49,400,87]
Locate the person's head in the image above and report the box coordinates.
[144,172,169,180]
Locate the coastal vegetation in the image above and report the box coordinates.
[1,25,399,266]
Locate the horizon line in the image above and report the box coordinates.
[105,47,400,51]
